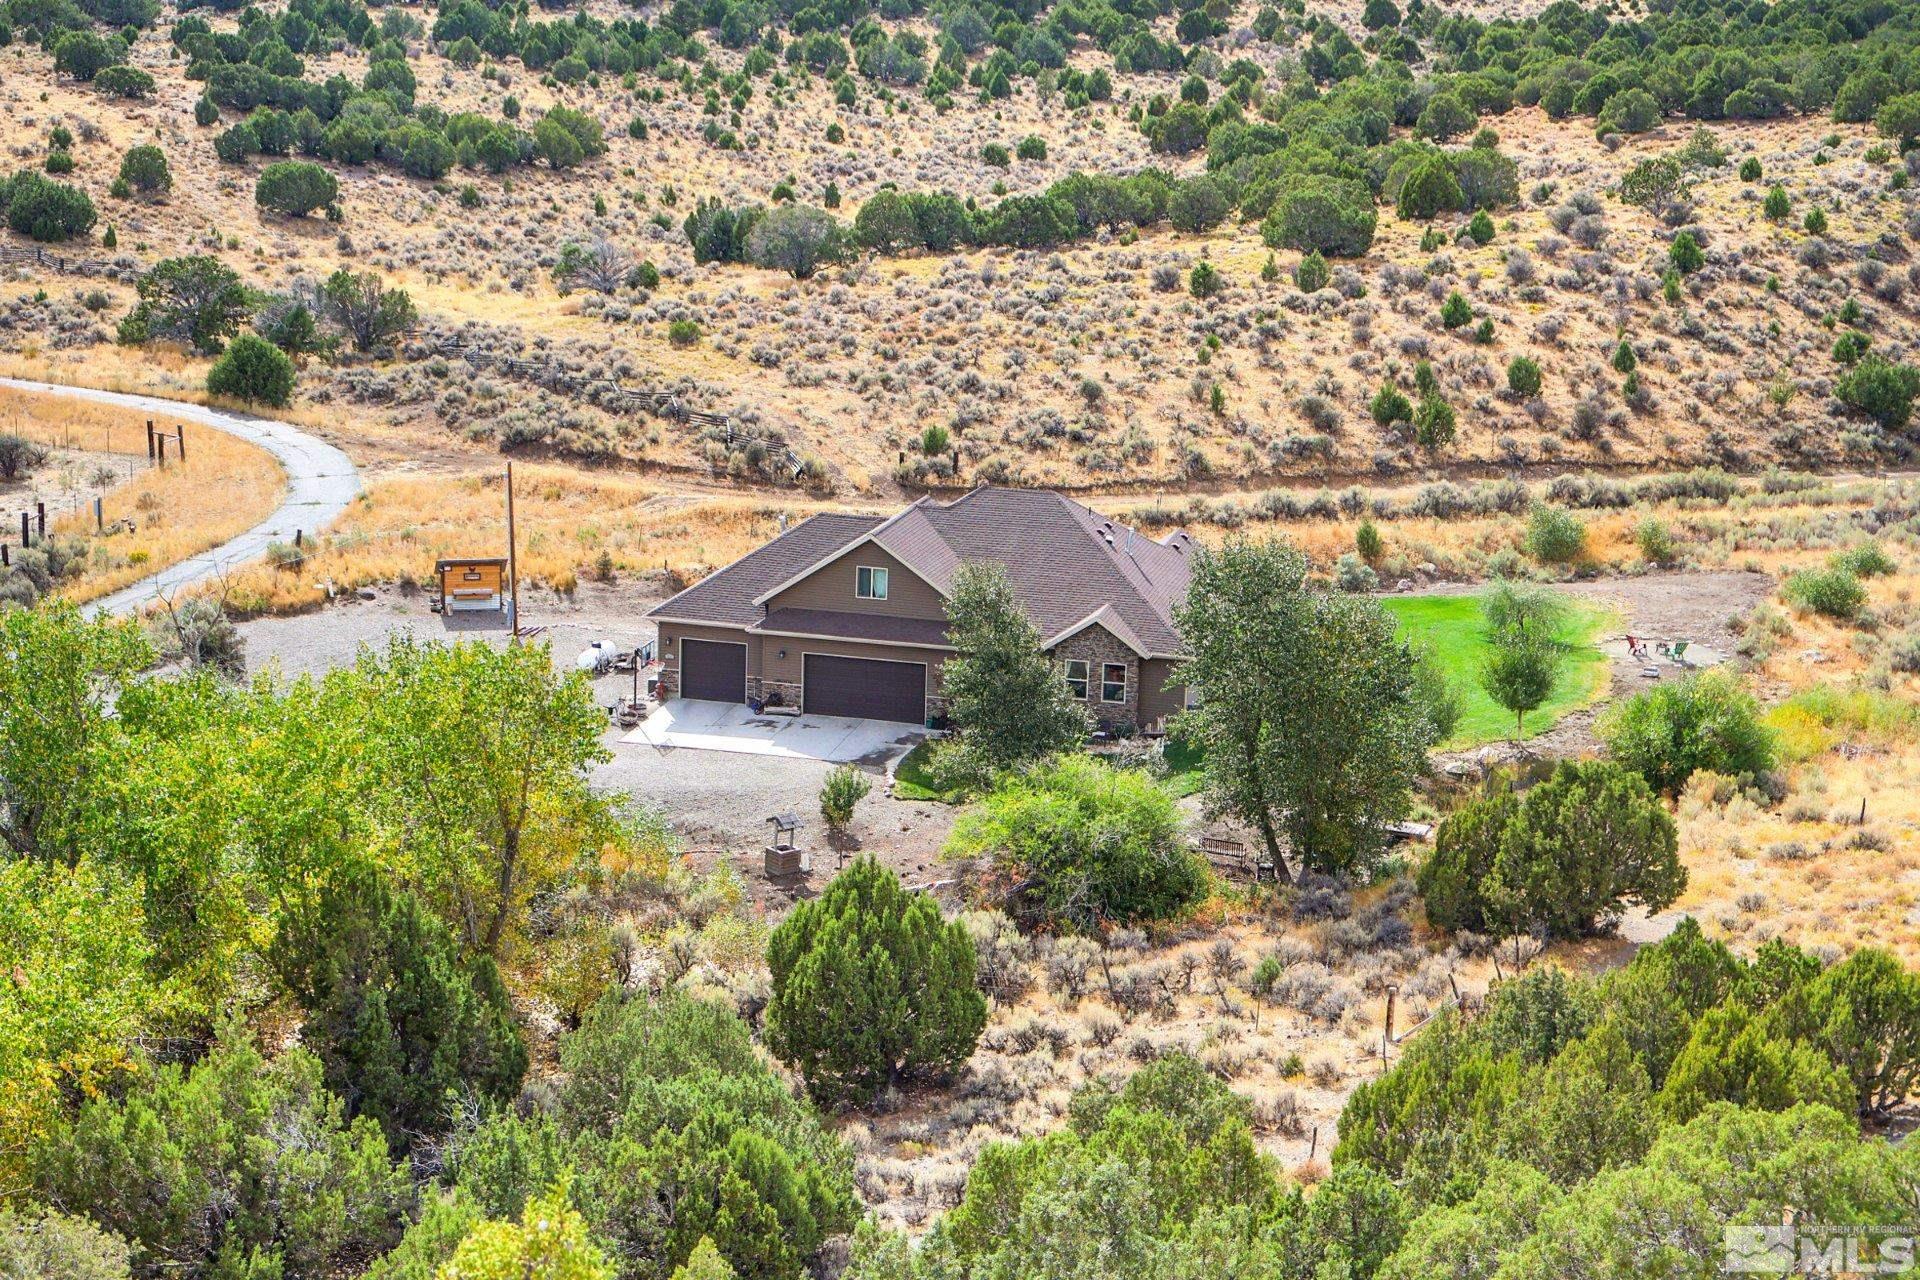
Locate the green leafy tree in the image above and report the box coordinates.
[123,255,250,354]
[1416,91,1475,141]
[1441,290,1473,328]
[818,764,871,833]
[254,159,338,217]
[1657,1002,1853,1123]
[1176,537,1438,881]
[1490,761,1684,938]
[765,856,986,1105]
[1261,175,1377,257]
[1414,394,1456,452]
[1479,581,1567,737]
[1507,355,1542,396]
[936,561,1087,783]
[746,203,848,279]
[945,754,1205,931]
[1797,949,1920,1116]
[1397,156,1463,220]
[347,638,613,959]
[321,268,417,353]
[1836,353,1920,430]
[852,189,920,252]
[271,870,528,1153]
[1370,380,1412,427]
[1597,669,1776,793]
[0,859,156,1186]
[53,30,118,81]
[1294,249,1329,292]
[1763,184,1791,220]
[2,170,97,242]
[1668,229,1704,274]
[1619,155,1686,212]
[438,1186,613,1280]
[0,603,150,863]
[1524,505,1586,564]
[206,333,295,406]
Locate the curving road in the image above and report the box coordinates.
[0,377,363,616]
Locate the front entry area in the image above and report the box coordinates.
[679,638,747,702]
[801,653,926,724]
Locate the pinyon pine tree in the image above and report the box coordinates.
[765,856,986,1106]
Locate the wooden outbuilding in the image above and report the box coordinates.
[436,557,508,612]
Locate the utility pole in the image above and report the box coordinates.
[505,461,520,641]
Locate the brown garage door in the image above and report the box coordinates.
[679,639,746,702]
[803,654,925,723]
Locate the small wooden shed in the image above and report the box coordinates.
[436,557,508,612]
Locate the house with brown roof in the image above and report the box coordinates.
[647,487,1198,730]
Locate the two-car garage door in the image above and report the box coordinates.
[803,654,925,724]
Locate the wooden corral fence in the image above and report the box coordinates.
[0,245,111,275]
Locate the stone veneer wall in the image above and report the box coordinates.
[1050,624,1140,731]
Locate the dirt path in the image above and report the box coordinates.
[0,378,362,616]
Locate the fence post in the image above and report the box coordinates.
[156,434,166,466]
[94,496,103,532]
[176,425,185,461]
[1,545,7,566]
[147,420,156,461]
[19,513,29,547]
[35,502,44,537]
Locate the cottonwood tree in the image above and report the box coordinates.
[350,638,611,958]
[936,561,1087,783]
[0,604,149,863]
[1175,537,1438,882]
[765,856,986,1106]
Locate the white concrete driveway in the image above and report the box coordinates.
[624,699,926,764]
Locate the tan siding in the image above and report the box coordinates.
[765,545,946,620]
[1139,658,1188,731]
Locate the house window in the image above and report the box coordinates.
[856,565,889,600]
[1063,659,1089,700]
[1101,662,1128,703]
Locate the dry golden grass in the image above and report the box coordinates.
[0,386,284,603]
[214,462,882,615]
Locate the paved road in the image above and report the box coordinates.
[0,378,362,616]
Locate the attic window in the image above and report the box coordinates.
[856,565,889,600]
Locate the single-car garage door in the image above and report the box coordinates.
[679,638,746,702]
[803,654,925,723]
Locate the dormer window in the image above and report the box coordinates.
[856,565,889,600]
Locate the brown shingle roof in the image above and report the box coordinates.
[649,489,1192,654]
[647,512,882,627]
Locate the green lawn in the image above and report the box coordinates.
[1383,592,1615,748]
[900,593,1614,802]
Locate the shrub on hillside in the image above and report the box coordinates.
[1782,565,1866,619]
[1420,760,1685,939]
[1597,669,1776,794]
[765,856,985,1106]
[255,160,338,217]
[945,754,1207,932]
[206,334,295,407]
[1261,176,1376,258]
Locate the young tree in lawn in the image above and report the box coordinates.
[936,561,1087,784]
[1479,582,1566,739]
[1175,537,1438,882]
[765,856,986,1106]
